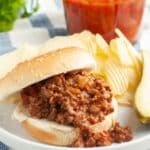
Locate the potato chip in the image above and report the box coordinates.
[126,67,140,92]
[126,46,142,79]
[104,58,129,95]
[104,61,140,105]
[115,28,141,61]
[76,31,98,55]
[94,55,107,74]
[104,59,141,105]
[115,91,134,106]
[115,28,142,79]
[109,38,134,67]
[96,34,109,56]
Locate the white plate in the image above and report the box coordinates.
[0,100,150,150]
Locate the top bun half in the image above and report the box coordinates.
[0,47,95,101]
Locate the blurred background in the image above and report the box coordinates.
[0,0,150,54]
[0,0,150,149]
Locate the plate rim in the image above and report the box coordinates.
[0,126,150,150]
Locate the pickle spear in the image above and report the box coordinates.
[135,50,150,122]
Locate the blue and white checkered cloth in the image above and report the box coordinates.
[0,0,150,149]
[0,0,66,55]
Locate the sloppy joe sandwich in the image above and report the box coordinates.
[0,33,132,147]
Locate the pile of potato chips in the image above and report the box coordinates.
[81,29,142,106]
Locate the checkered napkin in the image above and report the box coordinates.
[0,0,67,55]
[0,0,150,149]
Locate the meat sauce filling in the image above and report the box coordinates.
[21,70,132,147]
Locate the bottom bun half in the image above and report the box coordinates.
[13,98,118,146]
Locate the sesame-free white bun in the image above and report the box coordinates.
[0,47,95,101]
[13,98,118,146]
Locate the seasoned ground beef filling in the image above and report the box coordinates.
[21,70,132,147]
[21,70,113,126]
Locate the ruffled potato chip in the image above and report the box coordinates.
[115,28,142,79]
[126,45,142,79]
[115,91,135,106]
[104,58,129,95]
[109,38,134,67]
[96,34,109,56]
[115,28,142,61]
[125,68,140,92]
[76,31,98,55]
[104,59,140,105]
[94,55,106,74]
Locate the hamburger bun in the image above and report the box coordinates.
[13,98,118,146]
[0,47,95,101]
